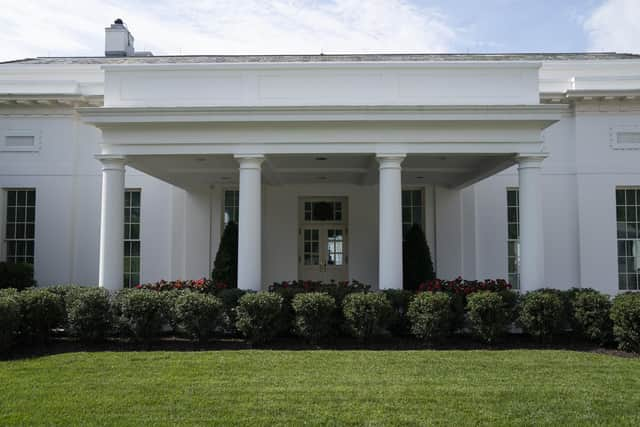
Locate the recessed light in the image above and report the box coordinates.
[315,156,328,161]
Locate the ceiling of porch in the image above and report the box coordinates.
[126,153,516,190]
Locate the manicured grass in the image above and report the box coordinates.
[0,350,639,426]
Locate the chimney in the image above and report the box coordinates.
[105,19,135,57]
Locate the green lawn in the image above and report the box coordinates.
[0,350,639,426]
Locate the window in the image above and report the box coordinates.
[5,189,36,264]
[616,188,640,290]
[507,188,520,289]
[124,189,141,288]
[402,189,424,238]
[224,190,239,226]
[303,201,343,222]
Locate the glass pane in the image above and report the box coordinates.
[619,274,628,290]
[27,191,36,206]
[628,274,638,290]
[7,191,16,206]
[507,190,518,206]
[334,254,343,265]
[402,207,411,223]
[402,191,410,205]
[125,191,131,206]
[304,229,310,240]
[508,224,519,240]
[17,207,25,221]
[7,207,15,222]
[131,241,140,257]
[616,189,626,205]
[6,224,15,239]
[124,242,131,256]
[626,189,637,206]
[124,224,130,239]
[17,191,26,206]
[618,240,627,256]
[508,207,518,222]
[131,208,140,223]
[131,191,140,207]
[130,257,140,273]
[16,224,25,238]
[618,222,627,239]
[312,229,318,240]
[124,207,131,223]
[627,206,637,222]
[26,241,34,257]
[130,224,139,240]
[617,206,626,222]
[413,207,422,227]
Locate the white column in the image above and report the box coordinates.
[377,154,406,290]
[234,155,264,291]
[96,155,126,291]
[517,154,546,292]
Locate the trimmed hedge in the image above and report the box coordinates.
[115,289,171,344]
[466,291,512,344]
[67,288,113,342]
[342,292,392,341]
[518,290,564,341]
[174,292,223,343]
[571,290,612,344]
[16,288,65,344]
[610,293,640,353]
[235,292,283,344]
[407,292,451,343]
[291,292,336,343]
[383,289,414,336]
[0,293,20,352]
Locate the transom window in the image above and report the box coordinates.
[224,190,239,226]
[304,201,343,222]
[402,189,424,238]
[5,189,36,264]
[507,188,520,289]
[616,188,640,290]
[124,189,141,288]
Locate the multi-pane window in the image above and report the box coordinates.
[124,189,141,288]
[402,189,424,238]
[327,229,344,265]
[303,229,320,266]
[5,189,36,264]
[224,190,239,226]
[616,188,640,290]
[303,201,343,222]
[507,188,520,289]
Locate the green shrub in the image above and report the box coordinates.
[67,288,113,342]
[610,293,640,353]
[466,291,511,344]
[517,290,564,341]
[217,288,247,334]
[407,292,451,342]
[383,289,414,336]
[571,290,612,344]
[16,288,65,344]
[291,292,336,343]
[342,292,392,341]
[174,292,223,343]
[212,221,238,287]
[47,285,94,328]
[115,289,170,344]
[402,224,435,291]
[235,292,283,344]
[0,294,20,353]
[0,262,36,290]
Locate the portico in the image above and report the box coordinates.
[78,59,566,293]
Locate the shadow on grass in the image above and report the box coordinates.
[2,333,636,361]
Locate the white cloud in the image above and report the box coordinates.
[0,0,458,61]
[584,0,640,53]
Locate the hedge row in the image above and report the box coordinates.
[1,283,639,353]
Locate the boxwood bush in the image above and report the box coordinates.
[235,292,283,344]
[610,292,640,353]
[517,290,564,341]
[174,292,223,343]
[570,290,612,344]
[466,291,512,344]
[16,288,65,344]
[0,293,20,353]
[342,292,392,341]
[407,292,451,343]
[67,288,113,342]
[115,289,171,344]
[291,292,336,343]
[382,289,414,336]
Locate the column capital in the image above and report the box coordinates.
[95,154,127,171]
[234,154,265,169]
[516,153,548,169]
[376,153,406,169]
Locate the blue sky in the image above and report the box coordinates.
[1,0,638,61]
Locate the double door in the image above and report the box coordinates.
[299,224,348,283]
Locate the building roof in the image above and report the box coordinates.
[2,52,640,65]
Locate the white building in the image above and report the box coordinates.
[1,21,639,295]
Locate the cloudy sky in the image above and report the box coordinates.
[0,0,639,61]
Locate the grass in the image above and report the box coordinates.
[0,350,639,426]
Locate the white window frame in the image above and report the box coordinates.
[402,187,425,240]
[507,187,520,290]
[3,188,36,265]
[222,188,240,230]
[124,188,141,288]
[616,187,640,291]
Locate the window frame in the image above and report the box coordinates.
[3,188,36,265]
[222,188,240,230]
[616,187,640,291]
[401,187,425,240]
[506,187,520,290]
[123,188,142,288]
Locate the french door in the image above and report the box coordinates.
[298,198,348,282]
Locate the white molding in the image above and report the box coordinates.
[609,125,640,150]
[0,129,42,152]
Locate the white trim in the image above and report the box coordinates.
[610,125,640,150]
[0,130,41,152]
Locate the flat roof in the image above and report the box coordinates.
[2,52,640,65]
